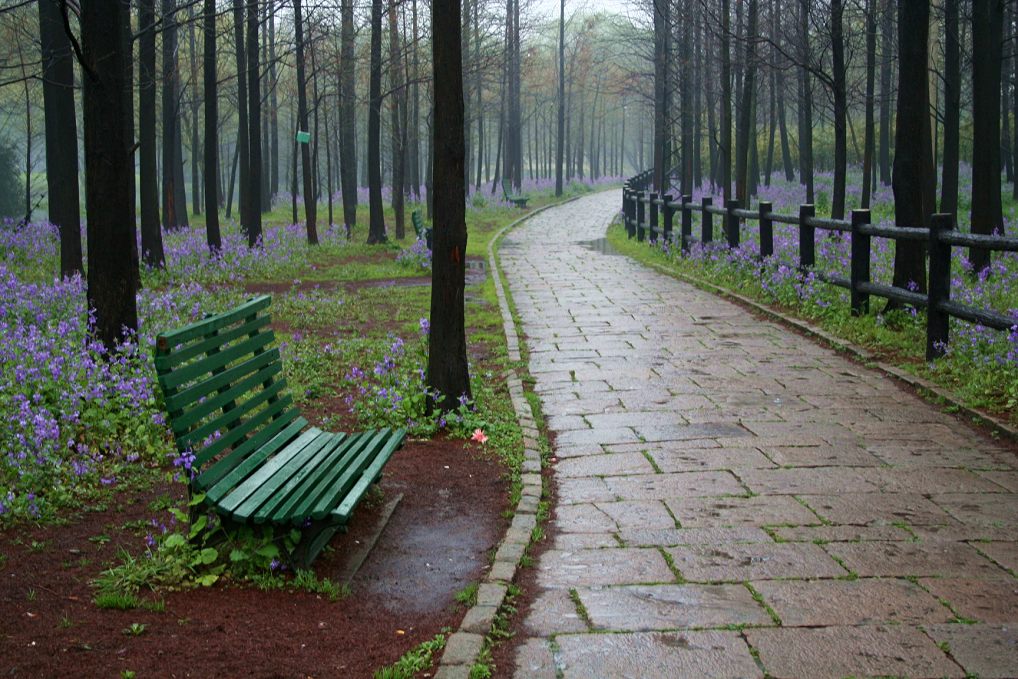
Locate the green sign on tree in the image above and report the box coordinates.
[295,130,311,144]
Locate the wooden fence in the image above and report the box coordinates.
[621,174,1018,361]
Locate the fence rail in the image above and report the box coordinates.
[621,175,1018,361]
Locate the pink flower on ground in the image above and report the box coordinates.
[471,429,488,444]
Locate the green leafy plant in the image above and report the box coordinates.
[122,622,147,636]
[372,632,447,679]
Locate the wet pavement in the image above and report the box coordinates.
[501,190,1018,679]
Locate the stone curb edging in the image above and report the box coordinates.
[434,194,589,678]
[631,250,1018,444]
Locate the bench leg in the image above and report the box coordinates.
[290,520,344,569]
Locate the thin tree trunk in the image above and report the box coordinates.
[294,0,318,243]
[233,0,250,235]
[970,0,1004,272]
[39,0,83,276]
[862,0,877,209]
[203,0,221,252]
[879,0,894,185]
[340,0,358,234]
[246,0,263,244]
[555,0,564,195]
[831,0,847,218]
[367,0,386,243]
[188,3,201,216]
[940,0,960,215]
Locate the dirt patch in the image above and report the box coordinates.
[0,438,509,678]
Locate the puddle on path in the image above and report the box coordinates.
[576,237,622,255]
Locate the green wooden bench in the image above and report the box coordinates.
[501,179,529,208]
[411,210,432,249]
[153,295,406,567]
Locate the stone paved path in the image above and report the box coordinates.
[502,190,1018,679]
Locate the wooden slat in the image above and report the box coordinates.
[188,395,296,462]
[158,330,276,392]
[251,432,366,523]
[155,315,271,372]
[218,430,335,517]
[156,295,271,349]
[270,431,372,522]
[197,416,307,492]
[299,429,392,522]
[164,348,280,414]
[176,379,288,450]
[169,361,282,435]
[331,429,405,523]
[242,434,357,523]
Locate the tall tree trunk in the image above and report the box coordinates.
[270,5,279,198]
[891,0,932,296]
[188,3,201,216]
[879,0,894,185]
[294,0,318,244]
[721,0,732,200]
[940,0,960,215]
[340,0,358,234]
[653,0,670,192]
[232,0,250,237]
[555,0,564,196]
[247,0,262,244]
[680,0,693,194]
[138,0,164,266]
[40,0,82,276]
[260,1,271,208]
[798,0,814,202]
[80,0,139,347]
[389,0,406,239]
[203,0,221,252]
[162,0,184,229]
[970,0,1004,272]
[862,0,877,209]
[735,0,758,204]
[831,0,847,218]
[367,0,386,243]
[428,0,471,410]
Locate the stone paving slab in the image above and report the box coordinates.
[924,624,1018,678]
[500,191,1018,678]
[554,631,763,679]
[746,625,965,678]
[752,578,952,626]
[576,584,772,631]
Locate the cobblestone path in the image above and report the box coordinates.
[501,190,1018,679]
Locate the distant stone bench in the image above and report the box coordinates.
[154,295,406,567]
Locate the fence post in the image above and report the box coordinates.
[649,192,659,243]
[681,194,692,252]
[849,208,871,317]
[759,201,773,259]
[622,184,629,234]
[726,199,741,249]
[701,196,713,244]
[799,203,815,270]
[662,194,674,244]
[927,213,954,360]
[637,191,647,242]
[623,186,633,238]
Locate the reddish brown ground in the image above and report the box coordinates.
[0,439,508,678]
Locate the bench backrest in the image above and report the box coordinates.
[501,179,513,198]
[411,210,424,237]
[154,295,303,488]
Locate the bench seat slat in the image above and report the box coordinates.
[158,330,276,392]
[331,429,406,523]
[270,431,374,522]
[251,432,365,523]
[155,315,271,372]
[218,429,335,516]
[157,295,271,347]
[301,429,393,522]
[198,416,308,497]
[176,378,288,450]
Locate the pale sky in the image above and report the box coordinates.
[526,0,634,24]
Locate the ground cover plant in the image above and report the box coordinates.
[0,177,616,676]
[610,167,1018,424]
